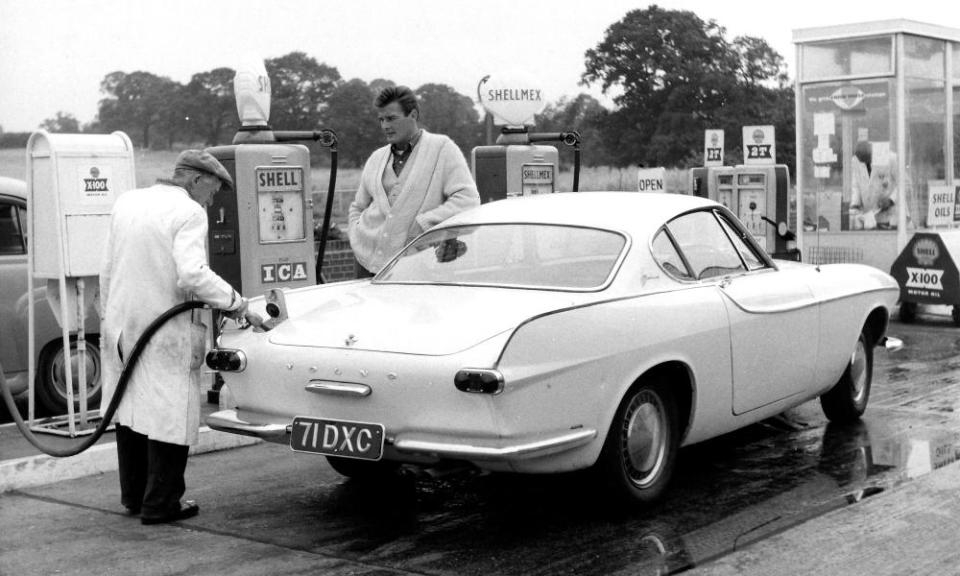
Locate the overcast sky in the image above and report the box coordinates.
[0,0,952,133]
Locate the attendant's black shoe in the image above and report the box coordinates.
[140,501,199,525]
[124,506,140,516]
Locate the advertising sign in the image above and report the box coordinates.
[477,75,546,126]
[704,130,724,167]
[927,184,956,227]
[742,125,775,166]
[637,167,666,192]
[890,233,960,304]
[521,163,554,195]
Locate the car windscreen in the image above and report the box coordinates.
[376,223,627,290]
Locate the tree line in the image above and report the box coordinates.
[4,6,796,173]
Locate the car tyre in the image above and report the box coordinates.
[820,329,872,423]
[326,456,400,480]
[35,335,102,414]
[597,381,679,505]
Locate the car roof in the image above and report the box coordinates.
[0,176,27,200]
[439,191,720,232]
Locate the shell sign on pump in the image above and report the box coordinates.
[477,74,546,126]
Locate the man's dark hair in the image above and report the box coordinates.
[375,85,419,115]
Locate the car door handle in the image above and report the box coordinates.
[305,381,371,397]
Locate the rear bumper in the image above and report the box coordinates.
[206,410,290,443]
[205,409,597,462]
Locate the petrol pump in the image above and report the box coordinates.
[25,130,136,435]
[204,57,339,402]
[205,57,339,293]
[689,126,799,261]
[470,75,581,202]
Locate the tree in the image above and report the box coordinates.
[322,79,381,167]
[535,94,611,167]
[582,5,791,168]
[39,112,81,133]
[265,52,342,130]
[415,83,482,154]
[184,67,238,146]
[97,70,182,148]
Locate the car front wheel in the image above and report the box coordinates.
[820,329,872,423]
[36,335,102,414]
[597,381,679,505]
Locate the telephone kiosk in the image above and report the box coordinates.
[690,164,799,261]
[204,57,339,402]
[470,75,581,203]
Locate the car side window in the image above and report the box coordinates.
[666,210,745,280]
[651,229,693,280]
[0,202,25,255]
[716,213,766,271]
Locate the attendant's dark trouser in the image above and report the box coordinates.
[116,425,189,516]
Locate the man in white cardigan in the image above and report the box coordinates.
[348,86,480,275]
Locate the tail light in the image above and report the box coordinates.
[206,349,247,372]
[454,369,503,394]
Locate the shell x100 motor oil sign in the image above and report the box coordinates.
[890,233,960,305]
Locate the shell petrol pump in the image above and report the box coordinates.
[204,57,339,402]
[471,75,581,203]
[205,57,339,296]
[689,126,799,261]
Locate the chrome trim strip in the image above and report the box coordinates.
[305,381,372,397]
[206,409,289,442]
[393,428,597,461]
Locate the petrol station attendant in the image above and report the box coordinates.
[99,150,249,524]
[348,85,480,275]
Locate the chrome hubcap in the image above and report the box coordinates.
[850,337,868,404]
[51,343,101,399]
[622,390,667,488]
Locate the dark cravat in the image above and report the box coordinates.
[391,142,413,175]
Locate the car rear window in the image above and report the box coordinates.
[377,224,627,290]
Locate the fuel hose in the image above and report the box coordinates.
[0,301,206,458]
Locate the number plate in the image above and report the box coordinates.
[290,416,384,460]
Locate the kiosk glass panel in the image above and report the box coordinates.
[801,36,893,81]
[904,35,945,80]
[798,79,896,232]
[905,77,947,228]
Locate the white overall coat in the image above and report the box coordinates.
[99,184,236,446]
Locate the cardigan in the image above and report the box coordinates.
[348,130,480,272]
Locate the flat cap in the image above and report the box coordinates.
[175,149,234,191]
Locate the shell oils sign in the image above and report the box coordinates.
[891,233,960,304]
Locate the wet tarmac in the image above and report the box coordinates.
[2,313,960,575]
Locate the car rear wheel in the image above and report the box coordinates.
[597,381,678,505]
[820,329,872,423]
[326,456,400,480]
[36,335,102,414]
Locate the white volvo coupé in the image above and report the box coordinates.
[206,192,901,504]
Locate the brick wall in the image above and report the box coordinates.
[317,239,358,282]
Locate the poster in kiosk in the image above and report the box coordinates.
[890,231,960,326]
[205,144,316,296]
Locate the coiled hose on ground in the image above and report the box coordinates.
[0,301,206,457]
